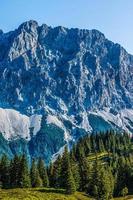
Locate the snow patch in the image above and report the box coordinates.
[90,108,133,134]
[16,88,23,101]
[30,114,42,136]
[0,108,42,141]
[46,115,63,129]
[81,111,92,132]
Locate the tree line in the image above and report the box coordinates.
[0,155,49,189]
[0,131,133,200]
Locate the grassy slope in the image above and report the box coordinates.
[114,197,133,200]
[1,188,133,200]
[1,152,133,200]
[87,152,109,162]
[0,188,94,200]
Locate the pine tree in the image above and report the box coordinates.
[48,162,54,187]
[79,157,91,192]
[99,167,114,200]
[9,155,21,188]
[66,167,76,194]
[91,158,114,200]
[61,146,76,194]
[115,159,131,196]
[38,158,49,187]
[71,161,80,190]
[70,144,76,162]
[84,136,92,155]
[30,159,42,188]
[31,159,37,187]
[52,155,62,188]
[34,168,43,187]
[75,143,85,161]
[98,139,105,152]
[0,154,10,188]
[19,154,31,188]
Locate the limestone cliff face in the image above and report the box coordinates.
[0,20,133,114]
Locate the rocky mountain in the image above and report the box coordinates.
[0,20,133,162]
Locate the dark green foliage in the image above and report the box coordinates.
[19,155,31,188]
[48,161,54,187]
[0,130,133,199]
[50,155,62,188]
[71,131,133,198]
[9,155,22,188]
[30,159,42,187]
[120,187,128,197]
[115,159,132,196]
[61,146,76,194]
[78,157,90,192]
[65,167,76,194]
[30,159,37,187]
[0,154,10,188]
[71,161,80,190]
[9,155,31,188]
[34,169,43,187]
[38,158,49,187]
[91,159,114,200]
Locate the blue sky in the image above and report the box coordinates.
[0,0,133,53]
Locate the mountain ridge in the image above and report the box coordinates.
[0,20,133,114]
[0,20,133,162]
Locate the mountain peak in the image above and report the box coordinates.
[18,20,38,33]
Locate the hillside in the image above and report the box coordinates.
[0,188,93,200]
[1,131,133,200]
[1,188,133,200]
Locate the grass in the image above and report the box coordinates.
[0,188,133,200]
[87,152,109,161]
[114,196,133,200]
[0,188,94,200]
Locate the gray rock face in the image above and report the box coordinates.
[0,20,133,115]
[0,20,133,161]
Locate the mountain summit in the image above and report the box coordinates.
[0,21,133,162]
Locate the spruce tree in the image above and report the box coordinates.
[115,160,131,196]
[48,162,54,187]
[9,155,21,188]
[0,154,10,188]
[61,146,76,194]
[91,157,114,200]
[71,161,80,190]
[79,157,91,192]
[52,155,62,188]
[20,154,31,188]
[66,167,76,194]
[31,159,37,187]
[30,158,42,187]
[98,139,105,152]
[34,168,43,187]
[38,158,49,187]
